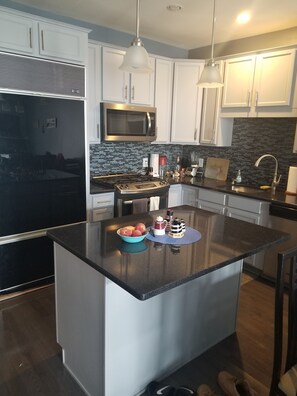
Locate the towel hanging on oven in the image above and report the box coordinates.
[149,196,160,211]
[132,198,148,214]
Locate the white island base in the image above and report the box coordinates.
[54,243,243,396]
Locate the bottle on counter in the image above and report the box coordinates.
[176,156,181,172]
[165,209,173,232]
[235,170,242,183]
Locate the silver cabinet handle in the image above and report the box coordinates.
[132,86,135,100]
[124,85,128,100]
[194,128,198,140]
[41,30,44,50]
[29,28,32,48]
[247,91,251,106]
[255,91,259,106]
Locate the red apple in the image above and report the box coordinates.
[132,229,142,237]
[119,227,132,236]
[135,223,146,234]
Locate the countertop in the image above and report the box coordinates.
[90,176,297,209]
[47,206,288,300]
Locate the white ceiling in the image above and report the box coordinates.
[10,0,297,49]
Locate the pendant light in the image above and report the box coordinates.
[197,0,223,88]
[119,0,153,73]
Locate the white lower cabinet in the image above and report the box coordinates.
[225,195,269,270]
[168,184,182,207]
[181,185,199,207]
[180,185,269,270]
[91,192,114,222]
[197,188,227,215]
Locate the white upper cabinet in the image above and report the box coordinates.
[153,58,173,143]
[102,46,155,106]
[221,55,255,109]
[38,22,88,64]
[171,60,204,144]
[0,10,34,55]
[221,49,297,117]
[253,50,295,107]
[0,7,89,65]
[199,61,233,146]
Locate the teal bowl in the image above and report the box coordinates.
[117,228,148,243]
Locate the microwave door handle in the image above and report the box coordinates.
[146,112,151,134]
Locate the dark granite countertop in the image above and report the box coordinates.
[177,176,297,209]
[90,176,297,209]
[47,206,289,301]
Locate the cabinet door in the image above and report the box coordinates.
[168,185,182,207]
[254,49,296,107]
[222,56,255,108]
[171,61,204,144]
[199,61,233,146]
[0,11,34,55]
[130,57,155,106]
[225,207,261,267]
[102,47,127,103]
[87,43,101,142]
[197,200,225,215]
[38,22,87,64]
[154,58,173,143]
[181,186,198,207]
[225,207,260,224]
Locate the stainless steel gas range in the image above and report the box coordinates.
[91,173,170,217]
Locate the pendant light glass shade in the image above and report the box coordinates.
[198,61,224,88]
[197,0,223,88]
[120,0,153,74]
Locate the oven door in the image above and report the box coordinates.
[115,188,169,217]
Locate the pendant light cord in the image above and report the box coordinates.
[136,0,140,39]
[210,0,216,62]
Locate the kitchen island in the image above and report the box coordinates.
[47,206,288,396]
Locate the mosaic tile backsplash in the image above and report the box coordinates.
[90,118,297,192]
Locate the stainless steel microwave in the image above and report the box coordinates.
[101,102,157,142]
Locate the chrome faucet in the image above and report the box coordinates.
[254,154,281,195]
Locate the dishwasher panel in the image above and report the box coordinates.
[263,204,297,282]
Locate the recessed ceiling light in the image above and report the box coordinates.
[166,4,182,12]
[236,12,251,24]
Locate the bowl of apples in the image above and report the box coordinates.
[117,223,148,243]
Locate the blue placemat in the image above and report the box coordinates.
[146,226,201,245]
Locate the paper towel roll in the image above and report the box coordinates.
[286,166,297,195]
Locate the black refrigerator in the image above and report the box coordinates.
[0,54,86,294]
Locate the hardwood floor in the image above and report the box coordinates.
[0,275,286,395]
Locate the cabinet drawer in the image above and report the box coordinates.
[92,193,114,209]
[227,195,263,214]
[198,189,226,205]
[92,207,113,222]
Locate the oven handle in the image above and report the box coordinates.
[123,199,150,205]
